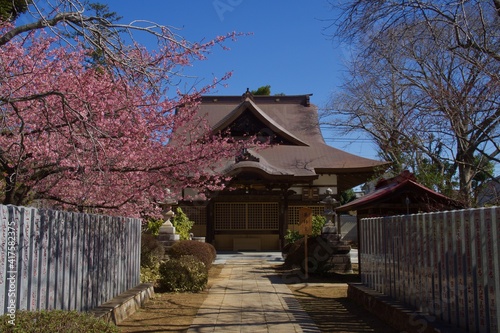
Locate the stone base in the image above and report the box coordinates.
[325,253,352,273]
[348,284,464,333]
[90,283,154,325]
[157,232,179,242]
[158,233,180,251]
[320,235,352,273]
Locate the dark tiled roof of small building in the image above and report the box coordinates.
[336,170,464,213]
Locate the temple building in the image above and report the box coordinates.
[179,90,389,251]
[335,170,465,218]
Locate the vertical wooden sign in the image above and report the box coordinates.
[299,207,313,235]
[299,208,313,279]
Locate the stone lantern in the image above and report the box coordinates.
[157,205,179,251]
[319,188,352,273]
[320,188,340,240]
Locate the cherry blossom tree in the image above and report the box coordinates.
[0,1,249,217]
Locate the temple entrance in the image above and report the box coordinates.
[213,202,280,251]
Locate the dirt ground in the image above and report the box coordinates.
[118,264,397,333]
[118,265,224,333]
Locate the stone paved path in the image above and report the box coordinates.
[187,257,320,333]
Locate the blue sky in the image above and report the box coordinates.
[99,0,379,160]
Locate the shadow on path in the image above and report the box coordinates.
[291,284,399,333]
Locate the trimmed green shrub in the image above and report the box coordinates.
[168,240,215,270]
[284,229,302,245]
[206,242,217,263]
[172,207,194,240]
[140,262,161,284]
[284,215,327,245]
[0,310,118,333]
[312,215,327,234]
[141,233,164,268]
[158,255,208,292]
[143,217,164,236]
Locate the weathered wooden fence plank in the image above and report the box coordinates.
[0,205,141,315]
[0,205,9,313]
[360,206,500,333]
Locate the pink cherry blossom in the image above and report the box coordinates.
[0,22,254,218]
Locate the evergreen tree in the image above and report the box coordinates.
[251,85,271,95]
[0,0,31,21]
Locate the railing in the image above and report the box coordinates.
[0,205,141,315]
[360,207,500,333]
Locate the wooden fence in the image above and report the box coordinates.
[360,207,500,333]
[0,205,141,315]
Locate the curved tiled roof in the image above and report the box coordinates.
[198,92,390,191]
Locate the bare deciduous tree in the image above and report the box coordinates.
[324,1,500,206]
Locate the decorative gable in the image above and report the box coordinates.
[235,148,260,163]
[228,109,296,144]
[212,98,308,146]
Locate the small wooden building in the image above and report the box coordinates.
[335,170,464,218]
[180,90,389,251]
